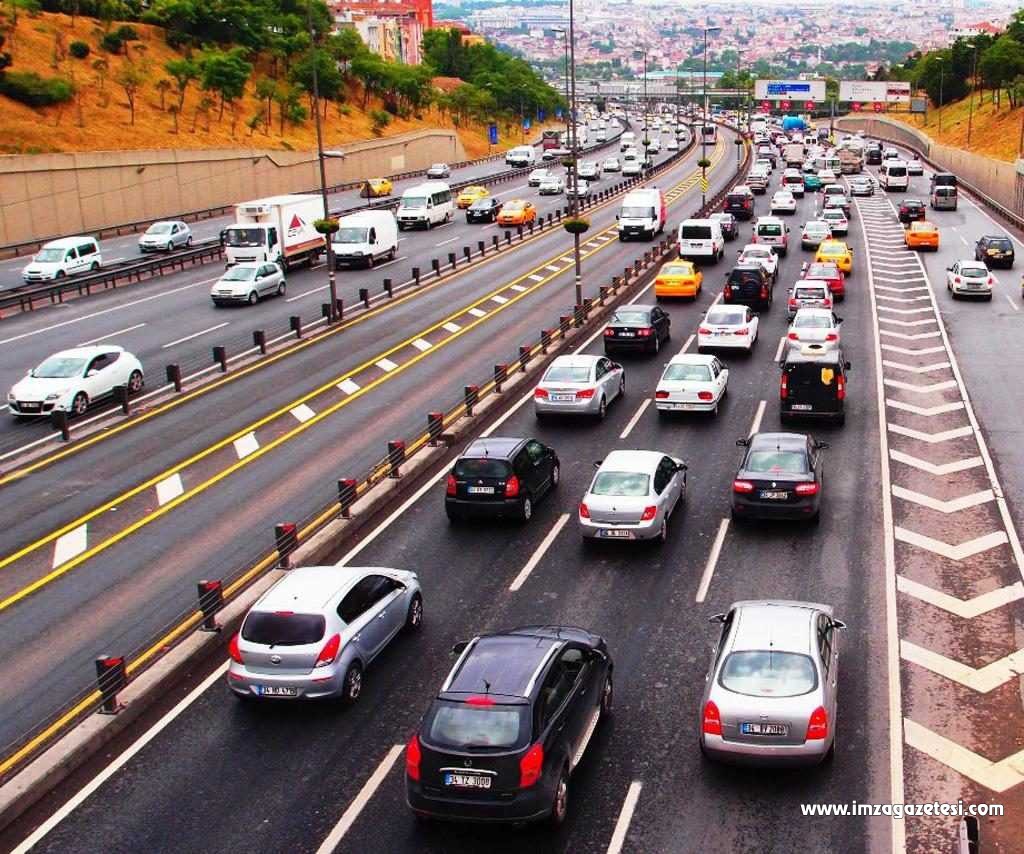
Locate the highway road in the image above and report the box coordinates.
[0,130,723,761]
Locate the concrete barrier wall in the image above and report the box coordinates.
[835,116,1024,216]
[0,129,467,246]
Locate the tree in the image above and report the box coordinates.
[328,27,365,77]
[155,77,171,110]
[351,52,386,109]
[164,57,197,111]
[168,101,179,132]
[290,46,342,115]
[113,61,148,125]
[198,47,252,120]
[91,56,109,92]
[914,50,968,106]
[979,36,1024,106]
[254,75,276,127]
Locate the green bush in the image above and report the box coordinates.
[100,32,123,54]
[69,41,90,59]
[0,71,74,106]
[116,25,139,42]
[369,108,390,136]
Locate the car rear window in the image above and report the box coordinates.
[611,311,650,325]
[707,308,746,325]
[719,651,818,697]
[758,224,782,237]
[425,700,529,750]
[961,266,987,279]
[681,225,712,240]
[454,458,511,478]
[989,238,1012,250]
[664,363,712,381]
[591,471,650,496]
[795,287,827,299]
[793,314,832,328]
[726,194,749,205]
[745,450,809,474]
[242,612,326,646]
[544,365,591,383]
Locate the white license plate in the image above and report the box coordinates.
[468,486,495,494]
[618,331,635,337]
[19,403,40,411]
[256,685,298,697]
[760,490,788,500]
[599,529,633,539]
[741,722,788,736]
[551,394,575,402]
[790,404,813,411]
[445,773,492,789]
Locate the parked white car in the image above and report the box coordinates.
[655,354,729,415]
[697,304,759,353]
[211,261,286,306]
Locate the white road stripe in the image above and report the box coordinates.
[375,358,398,372]
[528,273,546,282]
[619,399,651,439]
[510,284,527,292]
[748,399,766,437]
[155,473,184,506]
[371,255,407,270]
[678,333,694,354]
[695,518,730,603]
[411,338,432,352]
[290,403,316,423]
[773,335,786,362]
[337,378,360,395]
[435,236,458,246]
[1005,294,1020,311]
[545,265,562,273]
[52,523,87,569]
[606,780,644,854]
[509,513,570,592]
[161,322,229,349]
[285,285,328,302]
[77,322,147,346]
[233,431,259,459]
[468,307,487,317]
[442,322,461,333]
[491,294,509,305]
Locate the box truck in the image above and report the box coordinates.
[223,194,324,269]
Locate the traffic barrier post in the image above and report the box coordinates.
[166,363,182,392]
[427,411,444,445]
[213,345,228,372]
[412,267,421,286]
[494,363,508,392]
[518,345,531,371]
[387,440,406,478]
[50,409,70,442]
[540,328,552,353]
[95,655,127,715]
[464,384,479,416]
[337,478,357,518]
[448,252,457,271]
[359,287,370,308]
[290,315,302,338]
[197,579,223,632]
[253,330,267,354]
[113,384,130,415]
[559,314,571,335]
[383,278,393,298]
[275,522,298,568]
[432,258,441,277]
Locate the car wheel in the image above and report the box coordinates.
[167,241,174,252]
[600,670,614,718]
[550,464,560,489]
[186,236,193,248]
[549,766,570,827]
[247,291,258,305]
[342,661,362,705]
[404,593,423,632]
[653,334,660,354]
[597,396,607,419]
[656,518,668,544]
[55,270,66,279]
[71,392,88,416]
[127,370,143,393]
[277,280,286,296]
[618,375,626,399]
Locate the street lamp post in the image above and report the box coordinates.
[642,48,650,175]
[701,25,721,208]
[967,42,979,145]
[735,49,745,165]
[566,0,582,307]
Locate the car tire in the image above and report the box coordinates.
[70,391,88,416]
[653,335,660,354]
[404,593,423,632]
[55,270,66,279]
[247,291,258,305]
[597,396,608,420]
[127,370,144,394]
[520,495,533,523]
[167,241,175,252]
[550,464,560,490]
[341,661,363,706]
[277,281,286,297]
[549,766,570,827]
[186,236,193,248]
[656,518,668,544]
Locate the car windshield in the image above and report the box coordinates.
[453,458,511,478]
[707,309,745,325]
[146,223,172,234]
[663,363,712,382]
[794,314,832,328]
[224,228,265,247]
[241,612,326,645]
[719,651,818,697]
[611,311,649,325]
[430,164,446,171]
[505,201,525,211]
[222,266,257,281]
[335,228,368,244]
[402,196,427,209]
[34,248,65,262]
[543,365,591,383]
[621,207,654,218]
[745,449,809,473]
[425,700,528,750]
[32,356,86,378]
[591,471,650,496]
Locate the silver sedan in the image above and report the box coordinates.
[534,354,625,419]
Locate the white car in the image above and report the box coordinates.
[946,259,996,300]
[8,345,144,417]
[883,148,899,160]
[848,175,875,196]
[738,244,779,282]
[820,208,848,236]
[907,158,924,176]
[426,163,451,179]
[817,169,838,186]
[211,261,286,306]
[755,158,774,175]
[770,190,797,215]
[534,354,625,420]
[697,304,759,353]
[787,307,842,351]
[603,157,622,172]
[538,175,565,195]
[666,138,679,152]
[801,220,831,249]
[138,220,192,252]
[528,167,555,187]
[567,181,591,198]
[655,354,729,414]
[577,161,600,181]
[787,279,834,320]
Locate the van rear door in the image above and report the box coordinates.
[784,362,840,415]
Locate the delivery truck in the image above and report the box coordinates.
[223,194,324,269]
[837,148,863,174]
[783,142,805,168]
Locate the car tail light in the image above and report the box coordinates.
[576,388,595,399]
[751,235,758,243]
[505,474,520,498]
[788,332,799,340]
[446,474,457,496]
[466,695,496,706]
[228,632,244,665]
[837,375,846,401]
[732,479,754,494]
[760,285,769,299]
[744,199,752,209]
[534,387,549,399]
[638,327,653,337]
[655,390,670,399]
[702,700,723,735]
[519,743,544,788]
[640,505,658,521]
[604,327,615,337]
[823,298,832,308]
[579,502,590,519]
[825,333,838,342]
[806,706,829,740]
[795,482,820,496]
[734,327,749,335]
[406,734,422,781]
[697,391,714,401]
[315,633,341,668]
[780,373,789,399]
[722,288,731,301]
[789,297,797,307]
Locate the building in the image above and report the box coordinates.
[948,21,1001,43]
[329,0,433,64]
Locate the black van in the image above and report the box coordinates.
[779,344,851,425]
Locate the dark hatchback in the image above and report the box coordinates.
[731,432,827,523]
[467,197,503,223]
[406,626,613,825]
[446,437,559,523]
[865,145,883,165]
[603,304,671,355]
[898,199,926,225]
[724,191,755,220]
[780,344,851,425]
[723,264,773,310]
[975,235,1015,269]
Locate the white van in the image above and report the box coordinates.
[331,210,398,268]
[396,182,454,230]
[617,188,667,241]
[879,160,910,192]
[620,131,637,152]
[22,236,102,283]
[754,215,790,256]
[678,218,725,263]
[506,146,537,167]
[622,150,642,177]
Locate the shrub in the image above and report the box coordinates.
[115,25,139,42]
[0,71,74,106]
[563,217,590,235]
[100,32,122,54]
[314,218,339,235]
[69,41,90,59]
[697,157,711,168]
[369,108,390,136]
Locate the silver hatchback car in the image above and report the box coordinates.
[228,565,422,703]
[699,600,845,766]
[534,354,625,420]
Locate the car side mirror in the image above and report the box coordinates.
[815,440,830,450]
[86,369,99,377]
[735,438,750,447]
[708,613,726,624]
[844,360,852,371]
[831,619,847,630]
[451,641,469,656]
[593,460,603,469]
[676,463,688,472]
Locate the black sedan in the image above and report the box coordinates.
[731,432,827,523]
[898,199,926,225]
[466,197,503,223]
[603,304,671,355]
[975,235,1015,269]
[711,212,739,241]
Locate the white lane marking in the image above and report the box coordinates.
[510,284,527,292]
[894,528,1008,561]
[882,343,946,356]
[467,307,487,317]
[892,485,994,514]
[375,358,398,372]
[337,378,360,395]
[411,338,432,352]
[371,255,407,270]
[161,322,229,349]
[678,333,694,354]
[285,285,328,303]
[885,399,964,417]
[233,431,259,459]
[442,322,461,333]
[545,264,562,273]
[528,273,546,282]
[748,399,766,437]
[619,398,651,439]
[606,780,644,854]
[10,662,230,854]
[902,640,1024,694]
[1005,294,1020,311]
[509,513,570,592]
[890,449,984,475]
[491,294,509,305]
[435,236,458,247]
[76,322,147,346]
[882,378,957,394]
[903,719,1024,793]
[155,472,184,506]
[888,423,973,443]
[959,234,970,247]
[773,335,786,362]
[315,744,405,853]
[290,403,316,423]
[0,277,215,346]
[559,256,573,264]
[52,523,87,569]
[897,576,1024,619]
[695,518,730,603]
[106,257,127,264]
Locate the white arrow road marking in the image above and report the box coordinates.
[882,344,947,355]
[897,576,1024,618]
[883,378,958,394]
[905,718,1024,792]
[888,424,974,443]
[880,330,941,340]
[879,317,938,327]
[882,360,951,374]
[886,399,965,416]
[890,450,984,475]
[877,306,935,315]
[892,485,995,513]
[895,527,1009,561]
[901,641,1024,693]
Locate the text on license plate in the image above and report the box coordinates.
[551,394,575,402]
[256,685,298,697]
[741,722,788,736]
[600,529,633,538]
[790,404,813,410]
[760,490,788,500]
[618,331,635,337]
[468,486,495,494]
[445,773,492,789]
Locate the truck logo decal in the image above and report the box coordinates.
[288,214,304,238]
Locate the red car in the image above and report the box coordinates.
[800,261,845,301]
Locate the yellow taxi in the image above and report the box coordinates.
[905,220,939,251]
[497,199,537,226]
[815,239,853,273]
[457,185,490,209]
[654,260,703,299]
[362,177,393,198]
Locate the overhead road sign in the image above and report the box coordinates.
[839,80,911,104]
[754,79,826,103]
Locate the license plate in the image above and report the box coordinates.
[551,394,575,402]
[790,404,813,411]
[618,331,635,337]
[760,490,788,500]
[741,722,788,736]
[19,402,40,411]
[599,529,633,539]
[256,685,298,697]
[445,773,492,789]
[468,486,495,494]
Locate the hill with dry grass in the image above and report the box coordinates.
[890,91,1023,163]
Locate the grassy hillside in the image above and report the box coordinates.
[0,11,545,158]
[890,91,1022,163]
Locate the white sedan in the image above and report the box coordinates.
[528,168,555,187]
[8,345,144,417]
[801,220,831,249]
[602,157,622,172]
[666,138,679,151]
[818,169,838,186]
[787,308,842,350]
[738,244,779,282]
[211,261,286,306]
[907,158,924,176]
[655,354,729,414]
[697,305,759,353]
[538,175,565,195]
[770,190,797,215]
[946,259,996,300]
[820,208,849,236]
[566,181,591,199]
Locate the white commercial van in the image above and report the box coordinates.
[617,188,667,241]
[879,159,910,192]
[331,210,399,268]
[22,236,102,283]
[396,182,454,230]
[678,218,725,263]
[505,146,537,167]
[620,131,637,152]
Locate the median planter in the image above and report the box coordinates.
[314,218,340,236]
[560,156,576,169]
[697,158,711,169]
[563,217,590,236]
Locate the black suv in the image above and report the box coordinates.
[723,263,773,310]
[406,626,613,825]
[724,191,755,220]
[446,437,559,523]
[975,235,1015,269]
